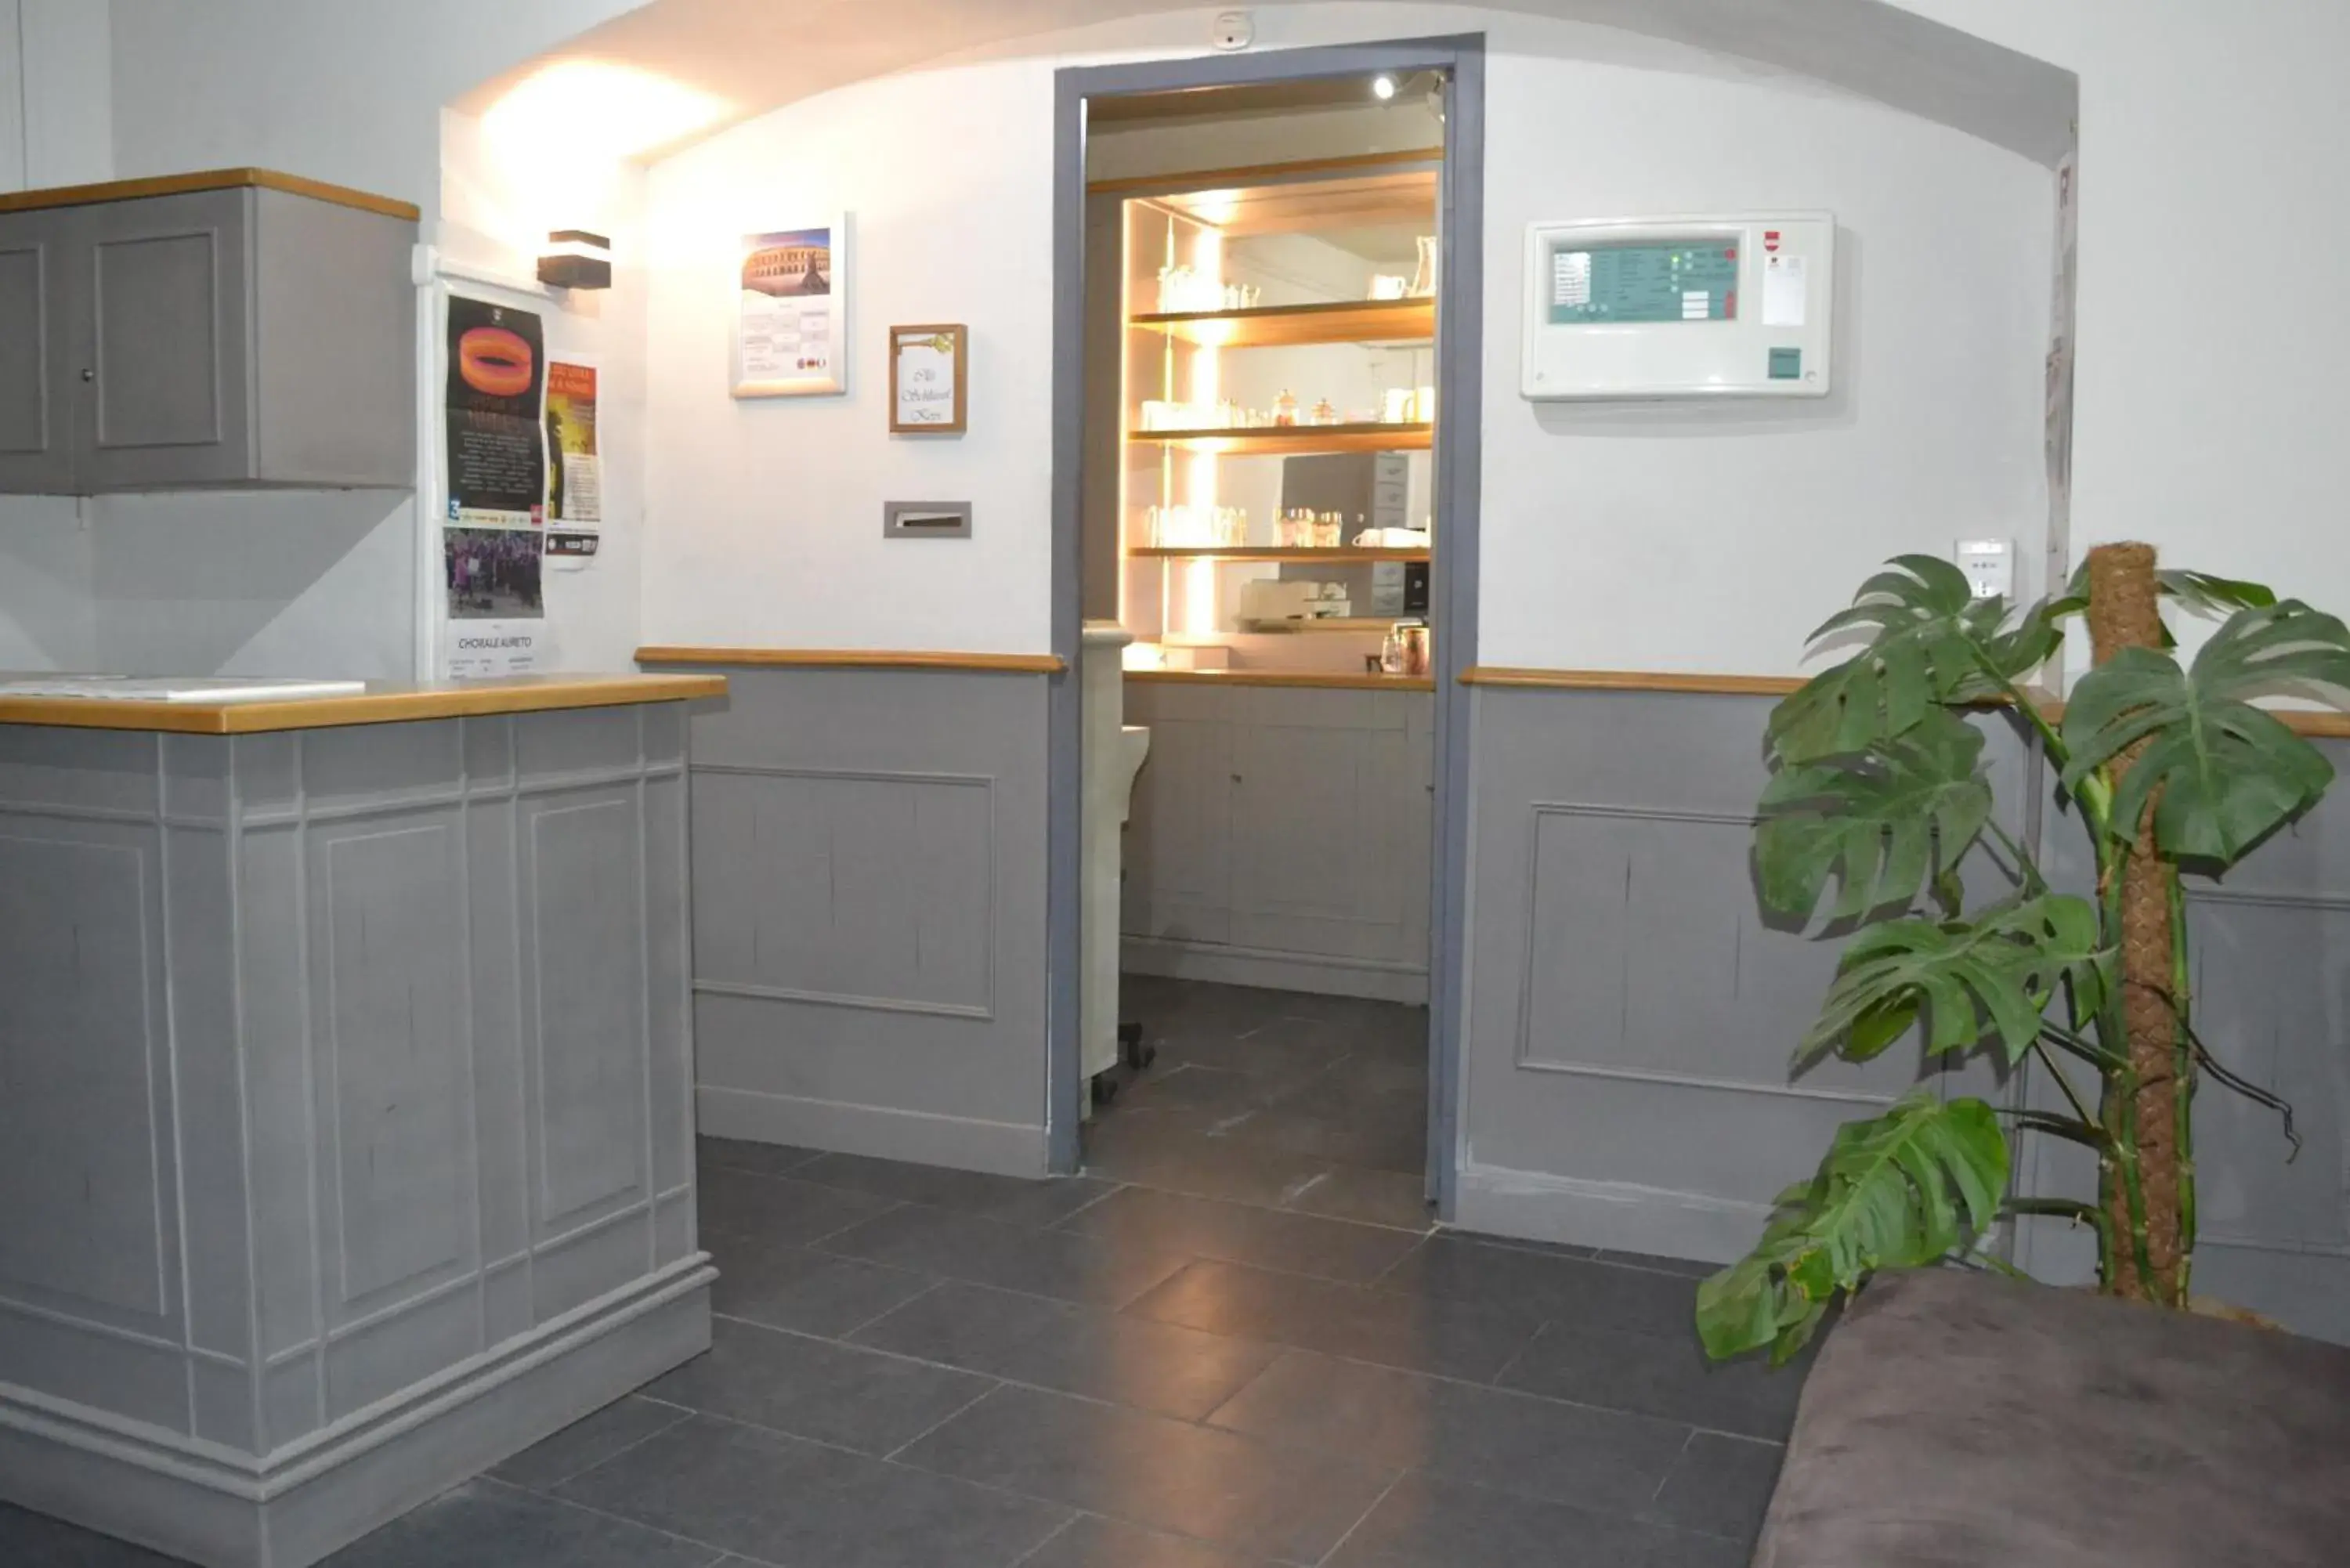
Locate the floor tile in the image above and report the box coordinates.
[1494,1321,1810,1441]
[895,1385,1392,1564]
[0,1502,190,1566]
[323,1480,721,1568]
[790,1152,1118,1227]
[1083,1107,1340,1210]
[710,1238,937,1338]
[1224,1100,1427,1176]
[815,1202,1192,1308]
[1119,1063,1274,1115]
[1281,1163,1434,1230]
[1124,1259,1544,1382]
[645,1315,996,1455]
[559,1415,1068,1568]
[490,1395,692,1493]
[697,1135,825,1179]
[1205,1351,1692,1518]
[1017,1513,1278,1568]
[1644,1431,1784,1542]
[851,1279,1278,1420]
[696,1165,898,1248]
[1376,1236,1700,1337]
[1322,1472,1746,1568]
[1057,1186,1423,1284]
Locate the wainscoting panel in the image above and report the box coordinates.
[311,811,478,1319]
[0,706,713,1563]
[1458,685,2031,1261]
[0,825,172,1325]
[680,667,1050,1174]
[522,790,649,1237]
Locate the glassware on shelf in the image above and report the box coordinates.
[1148,504,1249,549]
[1409,237,1438,298]
[1308,398,1340,426]
[1316,513,1341,549]
[1382,388,1415,424]
[1273,390,1298,427]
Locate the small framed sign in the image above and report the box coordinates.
[889,323,967,433]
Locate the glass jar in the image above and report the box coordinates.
[1273,390,1298,427]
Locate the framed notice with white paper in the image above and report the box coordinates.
[734,218,848,397]
[889,323,967,434]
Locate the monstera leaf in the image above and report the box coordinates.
[2062,600,2350,865]
[1770,556,2064,764]
[1696,1091,2007,1363]
[1798,894,2106,1068]
[1756,708,1994,923]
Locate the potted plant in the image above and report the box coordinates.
[1697,542,2338,1364]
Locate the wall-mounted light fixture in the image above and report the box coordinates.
[537,230,612,290]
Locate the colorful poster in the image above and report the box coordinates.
[733,221,846,396]
[545,360,601,526]
[445,297,545,527]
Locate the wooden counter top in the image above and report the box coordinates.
[0,168,420,221]
[0,674,726,735]
[1125,667,1434,692]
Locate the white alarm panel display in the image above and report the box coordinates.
[1522,214,1834,400]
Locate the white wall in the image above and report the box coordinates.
[0,0,655,678]
[641,60,1062,654]
[0,0,111,670]
[639,5,2052,671]
[107,0,649,212]
[1891,0,2350,642]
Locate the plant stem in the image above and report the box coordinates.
[2030,1036,2098,1130]
[1985,819,2047,894]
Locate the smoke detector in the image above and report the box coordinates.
[1211,11,1254,50]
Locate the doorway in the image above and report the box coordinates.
[1046,37,1485,1220]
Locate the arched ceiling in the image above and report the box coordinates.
[454,0,2073,168]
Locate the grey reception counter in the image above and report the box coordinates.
[0,673,725,1567]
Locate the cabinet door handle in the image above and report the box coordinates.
[80,368,95,382]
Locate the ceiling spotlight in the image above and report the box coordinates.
[1372,74,1397,100]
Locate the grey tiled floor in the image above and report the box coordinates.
[4,977,1801,1567]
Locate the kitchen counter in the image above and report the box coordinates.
[0,672,719,1566]
[0,671,726,734]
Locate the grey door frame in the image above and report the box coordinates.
[1047,34,1485,1219]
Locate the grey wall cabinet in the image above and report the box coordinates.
[0,172,418,494]
[1123,680,1434,1000]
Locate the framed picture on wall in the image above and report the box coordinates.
[733,216,848,397]
[889,323,968,433]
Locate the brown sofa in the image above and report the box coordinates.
[1754,1267,2350,1567]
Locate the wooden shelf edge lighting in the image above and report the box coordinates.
[1130,421,1432,456]
[1131,297,1434,349]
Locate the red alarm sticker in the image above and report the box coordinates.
[1764,230,1781,254]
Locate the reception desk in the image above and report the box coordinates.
[0,674,722,1567]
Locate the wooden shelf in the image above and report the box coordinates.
[1133,546,1430,564]
[1132,298,1434,349]
[1145,168,1439,238]
[1239,618,1408,634]
[1129,421,1431,455]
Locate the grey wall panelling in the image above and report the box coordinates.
[1455,683,2350,1346]
[1121,680,1434,1003]
[681,665,1054,1176]
[0,185,415,495]
[2013,735,2350,1344]
[1454,685,2022,1263]
[0,704,711,1567]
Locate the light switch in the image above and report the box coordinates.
[1954,538,2013,601]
